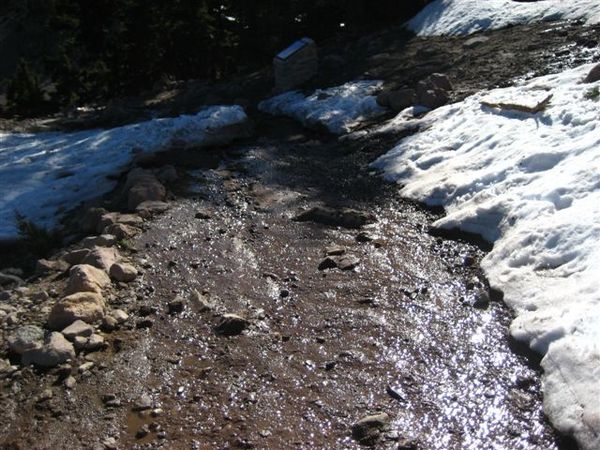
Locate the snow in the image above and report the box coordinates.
[408,0,600,36]
[372,63,600,449]
[258,80,386,134]
[0,105,247,240]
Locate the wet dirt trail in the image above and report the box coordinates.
[80,116,570,449]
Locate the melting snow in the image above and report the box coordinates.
[0,105,247,240]
[373,64,600,450]
[258,80,386,134]
[408,0,600,36]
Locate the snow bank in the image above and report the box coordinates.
[0,106,247,240]
[258,80,386,134]
[409,0,600,36]
[373,64,600,449]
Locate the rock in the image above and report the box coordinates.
[418,87,449,110]
[35,259,70,275]
[156,165,178,184]
[194,210,212,220]
[48,292,106,330]
[167,297,184,314]
[136,318,154,329]
[136,425,150,439]
[109,263,138,282]
[125,169,166,211]
[387,89,416,112]
[356,231,374,243]
[215,314,249,336]
[102,394,121,408]
[81,235,117,249]
[64,375,77,389]
[36,388,54,403]
[351,413,390,446]
[84,334,105,351]
[337,255,360,271]
[79,361,94,372]
[96,213,120,233]
[111,309,129,323]
[318,256,339,270]
[65,264,111,295]
[63,249,91,265]
[5,312,19,325]
[472,291,490,309]
[190,290,213,312]
[133,394,153,411]
[136,201,169,218]
[464,35,490,49]
[8,325,44,355]
[61,320,94,341]
[101,315,119,331]
[82,247,120,272]
[584,63,600,83]
[294,206,376,229]
[79,207,108,234]
[0,272,24,287]
[138,305,157,316]
[325,245,345,256]
[428,73,453,92]
[32,290,50,302]
[22,332,76,368]
[103,223,139,240]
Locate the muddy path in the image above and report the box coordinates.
[1,116,576,449]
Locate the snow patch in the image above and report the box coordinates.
[258,80,386,134]
[373,64,600,450]
[408,0,600,36]
[0,105,248,240]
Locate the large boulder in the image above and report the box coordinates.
[48,292,106,330]
[65,264,110,295]
[22,332,75,368]
[7,325,44,355]
[81,247,120,272]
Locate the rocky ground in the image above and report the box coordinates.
[1,18,599,450]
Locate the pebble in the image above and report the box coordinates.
[167,297,185,314]
[136,425,150,439]
[351,413,390,445]
[64,376,77,389]
[215,314,249,336]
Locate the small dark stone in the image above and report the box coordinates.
[325,361,336,371]
[318,257,338,270]
[136,425,150,439]
[472,291,490,309]
[356,231,374,243]
[136,319,154,329]
[337,255,360,271]
[194,210,212,220]
[351,413,389,445]
[215,314,249,336]
[167,297,185,314]
[138,305,157,317]
[279,289,290,298]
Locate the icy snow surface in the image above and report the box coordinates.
[258,80,386,134]
[408,0,600,36]
[0,105,247,240]
[373,64,600,449]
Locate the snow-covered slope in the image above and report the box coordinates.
[258,80,386,134]
[409,0,600,36]
[372,64,600,449]
[0,106,247,240]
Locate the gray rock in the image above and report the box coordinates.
[82,247,120,272]
[8,325,45,355]
[337,255,360,271]
[61,320,94,341]
[63,249,91,266]
[103,223,139,240]
[351,413,389,445]
[215,314,249,336]
[22,332,76,368]
[584,63,600,83]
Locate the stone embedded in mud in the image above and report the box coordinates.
[7,325,45,355]
[167,297,185,314]
[48,292,106,330]
[190,290,213,312]
[35,258,69,275]
[584,63,600,83]
[109,262,138,282]
[325,245,346,256]
[294,206,376,229]
[337,255,360,271]
[22,332,75,368]
[194,209,212,220]
[61,320,94,341]
[351,413,390,446]
[81,234,117,249]
[82,246,120,272]
[318,256,339,270]
[215,314,249,336]
[63,248,92,266]
[136,200,169,218]
[65,264,111,295]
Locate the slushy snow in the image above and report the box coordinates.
[0,105,247,240]
[372,64,600,450]
[408,0,600,36]
[258,80,386,134]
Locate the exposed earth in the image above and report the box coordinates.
[1,18,598,450]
